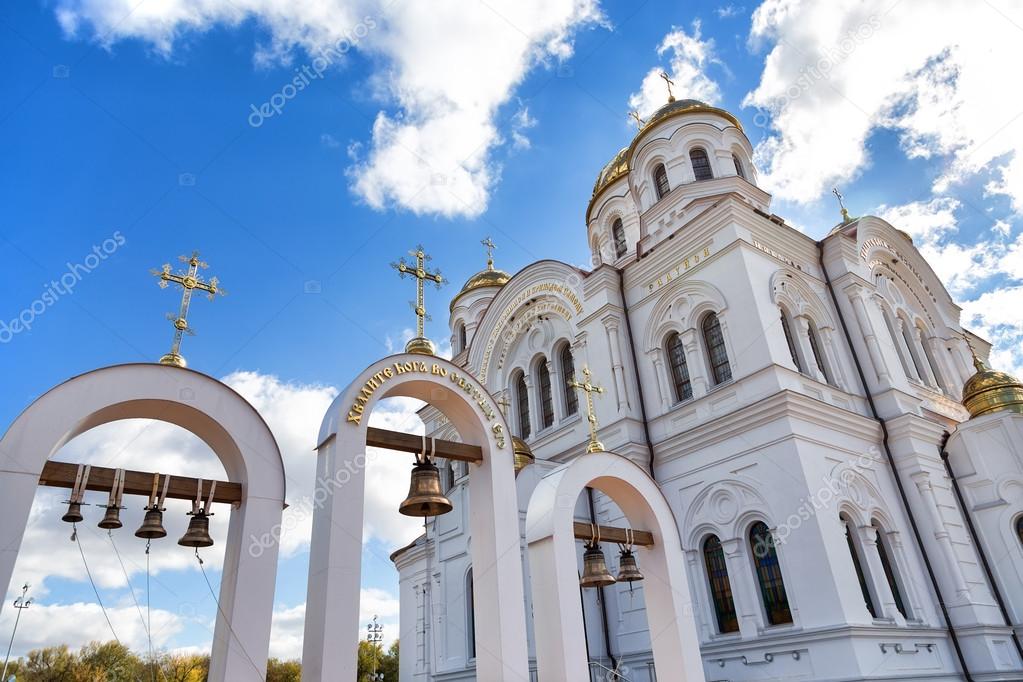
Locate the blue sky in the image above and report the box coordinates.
[2,0,1022,661]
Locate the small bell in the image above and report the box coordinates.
[512,437,535,476]
[178,511,214,548]
[580,543,616,589]
[399,461,453,517]
[616,549,644,583]
[135,507,167,539]
[97,505,123,530]
[61,501,84,524]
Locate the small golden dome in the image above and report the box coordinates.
[962,355,1023,418]
[512,436,535,476]
[449,259,510,311]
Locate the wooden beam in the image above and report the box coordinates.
[573,521,655,547]
[39,461,242,505]
[366,426,482,463]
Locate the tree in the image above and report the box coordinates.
[19,644,76,681]
[266,657,301,682]
[159,652,209,682]
[379,641,399,681]
[77,641,143,681]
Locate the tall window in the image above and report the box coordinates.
[666,332,693,402]
[703,535,739,633]
[466,568,476,659]
[654,163,670,199]
[749,522,792,625]
[560,345,578,416]
[538,359,554,429]
[780,310,802,372]
[457,322,467,353]
[807,324,833,385]
[703,313,732,384]
[843,516,877,618]
[873,521,907,618]
[515,372,530,439]
[612,218,627,258]
[733,154,746,179]
[690,148,713,181]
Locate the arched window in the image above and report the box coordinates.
[515,372,530,439]
[654,163,670,199]
[749,522,792,625]
[702,313,732,384]
[612,218,627,258]
[807,324,834,385]
[842,515,877,618]
[703,535,739,633]
[780,309,802,372]
[538,359,554,429]
[690,148,713,181]
[918,326,947,392]
[456,322,467,353]
[1017,516,1023,547]
[732,154,746,180]
[466,567,476,659]
[873,521,908,618]
[560,345,579,416]
[666,332,692,402]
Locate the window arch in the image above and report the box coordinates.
[612,218,627,259]
[537,358,554,429]
[702,313,732,384]
[806,324,834,385]
[690,148,713,181]
[666,332,693,402]
[654,163,670,199]
[456,322,467,354]
[466,567,476,659]
[872,521,908,618]
[560,344,578,416]
[842,515,877,618]
[779,308,802,372]
[732,154,746,180]
[749,521,792,625]
[514,371,530,439]
[703,535,739,633]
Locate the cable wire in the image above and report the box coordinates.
[194,550,265,680]
[72,524,120,645]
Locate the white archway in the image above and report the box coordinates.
[0,363,287,681]
[525,452,705,682]
[304,353,529,681]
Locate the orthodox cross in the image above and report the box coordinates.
[496,393,512,416]
[832,187,852,223]
[392,245,443,355]
[151,251,224,368]
[568,366,605,453]
[659,71,676,102]
[481,236,497,269]
[629,111,646,128]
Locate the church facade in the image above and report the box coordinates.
[391,97,1023,681]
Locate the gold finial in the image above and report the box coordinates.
[659,71,676,103]
[832,187,853,224]
[962,333,986,372]
[481,236,497,271]
[392,245,443,355]
[568,366,605,453]
[150,251,225,368]
[628,111,646,128]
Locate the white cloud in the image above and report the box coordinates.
[629,21,722,120]
[54,0,602,218]
[511,106,538,151]
[716,5,745,19]
[744,0,1023,208]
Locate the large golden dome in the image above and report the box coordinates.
[962,356,1023,418]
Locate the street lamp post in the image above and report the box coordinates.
[2,583,32,680]
[366,615,384,681]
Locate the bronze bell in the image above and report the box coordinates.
[512,436,535,476]
[98,505,123,530]
[135,508,167,539]
[178,512,214,548]
[398,461,453,517]
[580,543,616,588]
[616,549,644,583]
[61,501,84,524]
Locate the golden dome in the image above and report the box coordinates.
[512,436,535,476]
[962,356,1023,418]
[449,260,510,311]
[592,146,630,197]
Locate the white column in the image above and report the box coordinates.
[893,317,921,382]
[794,315,826,383]
[681,329,709,396]
[819,327,850,390]
[912,474,971,602]
[846,286,890,384]
[857,524,905,624]
[721,537,761,638]
[649,350,670,411]
[603,317,630,411]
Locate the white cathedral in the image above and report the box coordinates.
[390,96,1023,681]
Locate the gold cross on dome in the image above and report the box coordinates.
[832,187,852,223]
[481,236,497,269]
[392,245,443,355]
[629,110,646,128]
[568,366,605,453]
[150,251,225,368]
[659,71,676,102]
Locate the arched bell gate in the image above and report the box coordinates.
[0,364,287,681]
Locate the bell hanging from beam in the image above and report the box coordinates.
[98,468,126,530]
[399,461,453,517]
[579,542,616,589]
[135,506,167,539]
[62,463,92,524]
[97,505,123,530]
[61,501,84,524]
[616,549,644,583]
[178,511,214,548]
